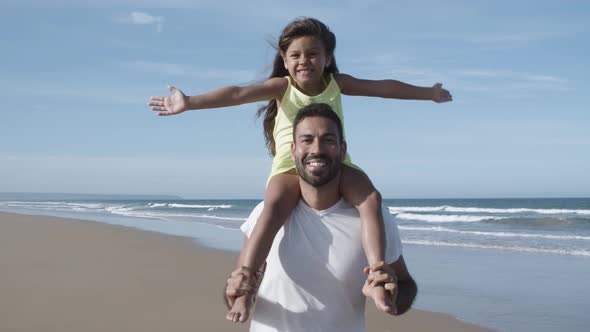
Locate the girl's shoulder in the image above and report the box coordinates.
[255,76,289,101]
[332,73,368,96]
[265,76,290,96]
[332,73,353,88]
[266,76,290,86]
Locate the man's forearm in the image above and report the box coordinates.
[223,262,267,310]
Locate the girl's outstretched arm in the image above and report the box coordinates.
[148,77,288,116]
[335,73,452,103]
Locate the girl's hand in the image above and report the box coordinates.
[148,85,188,116]
[431,83,453,103]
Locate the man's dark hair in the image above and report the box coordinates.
[292,103,344,143]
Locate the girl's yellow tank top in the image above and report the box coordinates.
[269,74,359,180]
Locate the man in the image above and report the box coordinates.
[226,103,417,331]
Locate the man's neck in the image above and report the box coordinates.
[299,175,341,210]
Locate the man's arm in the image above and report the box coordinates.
[223,236,267,310]
[388,256,417,315]
[365,256,417,316]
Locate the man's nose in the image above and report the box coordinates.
[309,138,323,153]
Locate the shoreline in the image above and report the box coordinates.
[0,211,493,331]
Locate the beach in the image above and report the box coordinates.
[0,212,490,332]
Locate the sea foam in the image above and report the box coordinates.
[393,212,507,223]
[388,206,590,215]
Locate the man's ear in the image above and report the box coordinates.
[340,140,347,161]
[290,142,295,161]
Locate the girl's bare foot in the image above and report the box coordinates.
[366,285,393,314]
[365,283,393,314]
[226,292,254,323]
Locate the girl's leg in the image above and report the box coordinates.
[340,165,385,268]
[340,165,393,314]
[227,172,300,323]
[242,172,300,272]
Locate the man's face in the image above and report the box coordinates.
[291,116,346,187]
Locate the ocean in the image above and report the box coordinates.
[2,197,589,331]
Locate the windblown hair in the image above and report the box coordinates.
[293,103,344,144]
[256,17,339,156]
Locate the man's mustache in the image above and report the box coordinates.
[303,154,331,164]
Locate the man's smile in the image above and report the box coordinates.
[304,156,330,172]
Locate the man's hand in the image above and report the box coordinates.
[224,267,254,309]
[363,261,399,315]
[223,265,265,310]
[365,257,418,316]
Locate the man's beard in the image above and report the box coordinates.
[295,153,342,187]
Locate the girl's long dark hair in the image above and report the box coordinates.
[256,17,339,156]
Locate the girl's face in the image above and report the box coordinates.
[281,36,332,92]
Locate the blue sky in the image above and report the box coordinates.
[1,0,589,199]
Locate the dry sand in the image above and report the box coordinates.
[0,212,492,331]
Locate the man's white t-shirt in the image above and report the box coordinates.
[240,199,403,332]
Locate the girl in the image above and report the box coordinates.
[149,17,452,323]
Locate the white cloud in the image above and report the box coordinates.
[128,61,258,83]
[127,12,162,24]
[459,70,507,78]
[0,80,145,105]
[522,74,567,84]
[33,86,144,104]
[459,69,568,85]
[114,11,164,32]
[409,28,573,50]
